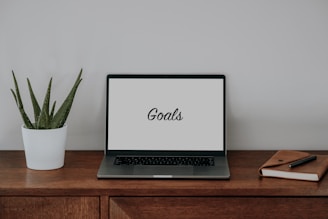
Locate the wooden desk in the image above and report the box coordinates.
[1,151,328,219]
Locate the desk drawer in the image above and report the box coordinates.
[0,197,99,219]
[110,197,328,219]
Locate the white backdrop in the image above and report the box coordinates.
[1,0,328,150]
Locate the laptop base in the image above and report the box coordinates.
[97,155,230,179]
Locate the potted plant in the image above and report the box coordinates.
[10,69,83,170]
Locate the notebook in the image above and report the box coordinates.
[259,150,328,181]
[97,74,230,179]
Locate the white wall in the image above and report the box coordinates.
[1,0,328,150]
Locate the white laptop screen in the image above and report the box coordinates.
[107,75,225,151]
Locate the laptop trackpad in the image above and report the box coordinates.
[133,166,193,176]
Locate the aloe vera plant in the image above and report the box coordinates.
[11,69,82,129]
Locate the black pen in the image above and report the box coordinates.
[289,155,317,168]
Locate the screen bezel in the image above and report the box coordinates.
[105,74,226,156]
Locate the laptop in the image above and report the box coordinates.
[97,74,230,179]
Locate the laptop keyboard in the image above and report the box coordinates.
[114,156,215,166]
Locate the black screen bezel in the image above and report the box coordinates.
[105,74,226,156]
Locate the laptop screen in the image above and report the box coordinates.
[106,75,225,152]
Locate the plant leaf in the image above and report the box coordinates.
[27,78,41,124]
[50,101,56,121]
[36,78,52,129]
[11,71,34,129]
[10,89,18,104]
[51,69,82,128]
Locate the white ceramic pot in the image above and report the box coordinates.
[21,125,67,170]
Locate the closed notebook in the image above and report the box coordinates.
[258,150,328,181]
